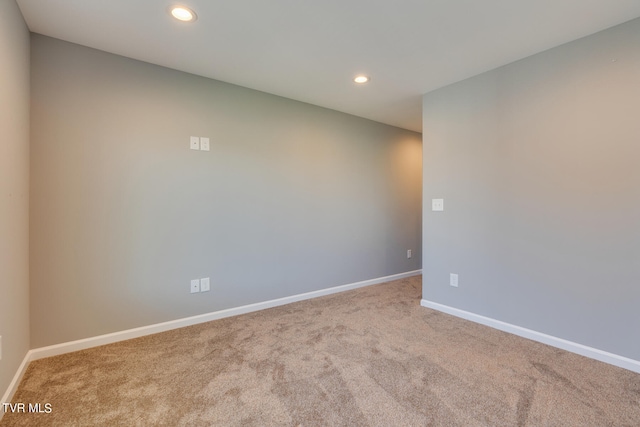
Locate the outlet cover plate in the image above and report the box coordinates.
[450,273,459,287]
[200,277,210,292]
[432,199,444,211]
[190,279,200,293]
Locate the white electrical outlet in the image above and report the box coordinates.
[200,137,210,151]
[190,279,200,293]
[200,277,210,292]
[450,273,459,287]
[432,199,444,211]
[407,249,412,259]
[190,136,200,150]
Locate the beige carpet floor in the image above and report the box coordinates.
[2,276,639,426]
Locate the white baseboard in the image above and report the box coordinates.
[0,350,33,421]
[420,299,640,374]
[25,270,421,363]
[1,270,420,412]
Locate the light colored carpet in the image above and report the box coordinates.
[2,276,639,426]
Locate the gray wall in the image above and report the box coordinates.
[422,18,640,360]
[30,35,422,348]
[0,0,30,395]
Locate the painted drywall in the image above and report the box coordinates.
[29,35,422,348]
[0,0,30,397]
[422,17,640,360]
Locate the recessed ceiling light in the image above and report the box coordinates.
[170,6,197,22]
[354,75,370,84]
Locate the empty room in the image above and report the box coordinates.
[1,0,639,425]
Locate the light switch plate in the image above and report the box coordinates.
[432,198,444,211]
[200,277,210,292]
[190,136,200,150]
[190,279,200,293]
[200,137,210,151]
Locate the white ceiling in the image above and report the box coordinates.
[16,0,640,132]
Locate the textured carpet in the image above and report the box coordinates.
[2,276,639,426]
